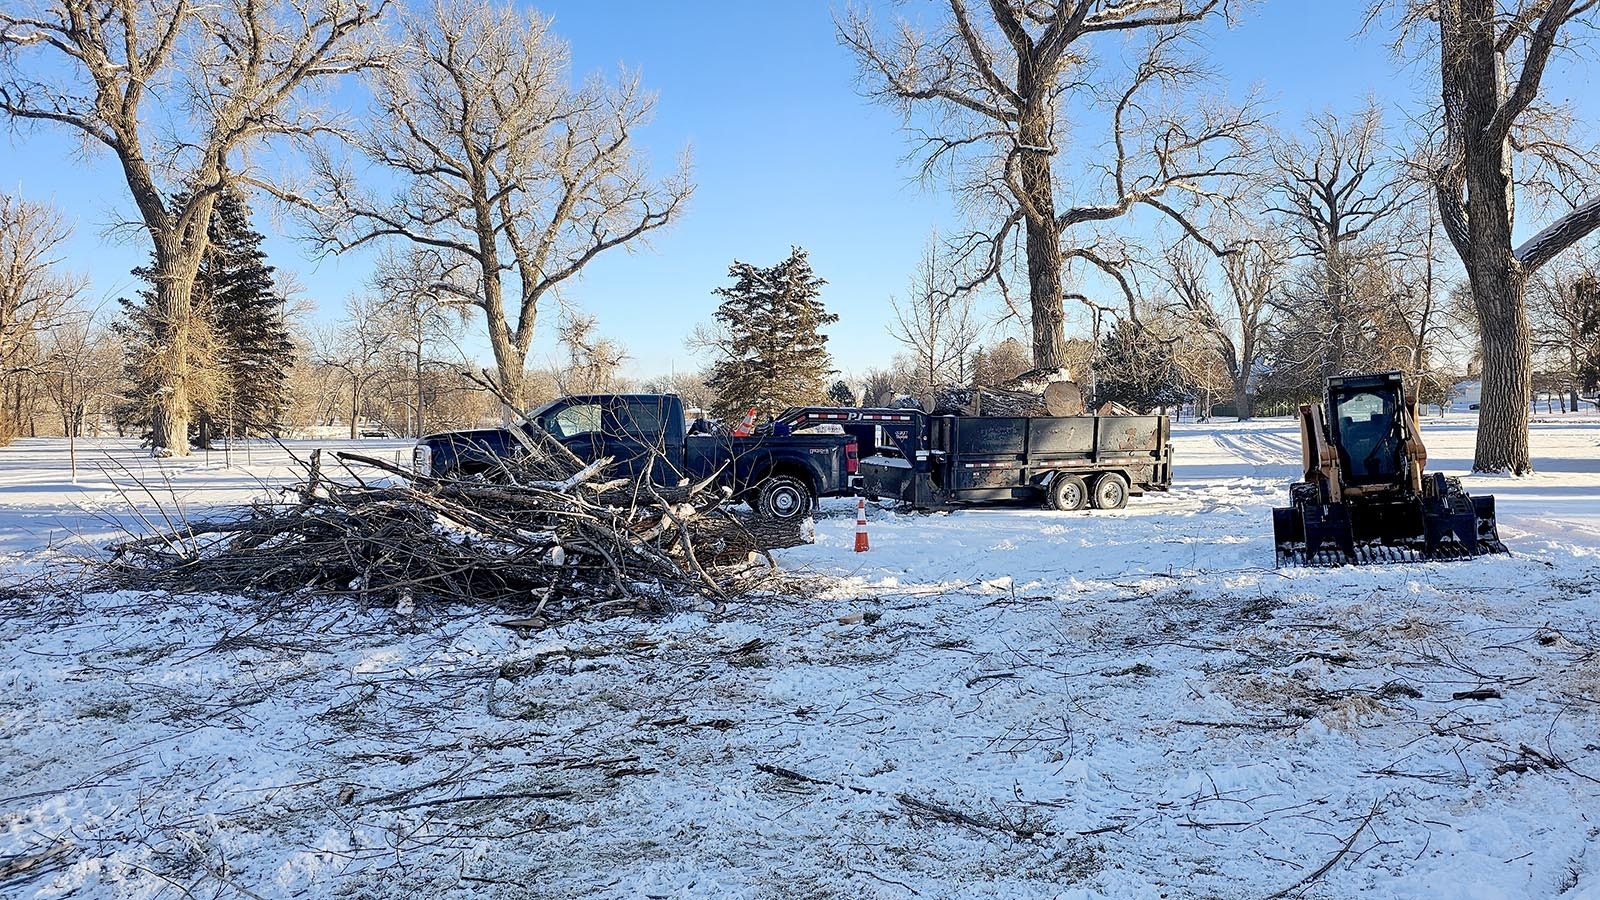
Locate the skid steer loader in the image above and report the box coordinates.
[1272,371,1507,567]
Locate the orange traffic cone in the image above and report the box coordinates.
[732,406,757,437]
[854,495,870,553]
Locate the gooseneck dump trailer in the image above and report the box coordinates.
[775,407,1172,511]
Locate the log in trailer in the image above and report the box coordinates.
[774,407,1172,511]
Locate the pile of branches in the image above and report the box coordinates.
[102,433,806,626]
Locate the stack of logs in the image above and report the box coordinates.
[934,369,1138,417]
[103,433,806,626]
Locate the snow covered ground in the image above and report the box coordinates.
[2,417,1598,899]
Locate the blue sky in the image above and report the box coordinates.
[2,1,1593,379]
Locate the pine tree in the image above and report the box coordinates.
[704,248,838,420]
[1092,320,1186,413]
[201,188,292,437]
[116,185,291,442]
[826,379,856,407]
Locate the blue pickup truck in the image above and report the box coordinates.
[412,393,859,520]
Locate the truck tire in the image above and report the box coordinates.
[1091,473,1129,510]
[754,474,813,521]
[1047,474,1088,512]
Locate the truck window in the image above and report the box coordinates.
[623,398,666,436]
[549,403,603,439]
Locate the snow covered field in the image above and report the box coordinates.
[2,417,1598,899]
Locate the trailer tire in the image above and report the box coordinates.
[1091,473,1129,510]
[754,474,813,521]
[1047,475,1088,512]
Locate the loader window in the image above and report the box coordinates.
[1334,391,1401,480]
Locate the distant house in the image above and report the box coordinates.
[1449,380,1482,411]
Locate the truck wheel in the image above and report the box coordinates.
[1047,475,1088,512]
[1091,473,1129,510]
[755,475,813,521]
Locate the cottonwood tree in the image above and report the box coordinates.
[1380,0,1600,471]
[839,1,1260,369]
[313,0,691,411]
[1164,233,1284,420]
[1270,104,1411,379]
[0,0,385,455]
[0,194,79,443]
[889,232,981,406]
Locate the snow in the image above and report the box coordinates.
[2,418,1599,898]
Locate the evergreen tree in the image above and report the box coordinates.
[1092,320,1186,413]
[826,380,856,407]
[200,188,292,437]
[704,248,838,420]
[116,185,291,442]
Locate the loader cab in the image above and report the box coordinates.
[1325,373,1408,486]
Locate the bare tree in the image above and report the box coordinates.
[369,247,472,437]
[839,1,1260,369]
[970,336,1035,387]
[553,309,627,395]
[1378,0,1600,471]
[0,0,384,455]
[316,296,388,439]
[1270,103,1411,379]
[1165,233,1284,419]
[1383,197,1466,404]
[39,311,119,435]
[313,0,691,411]
[888,231,982,405]
[1528,249,1600,409]
[0,194,80,443]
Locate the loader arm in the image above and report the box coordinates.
[1297,401,1341,504]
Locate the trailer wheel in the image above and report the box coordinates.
[1091,473,1129,510]
[754,474,813,521]
[1047,475,1088,511]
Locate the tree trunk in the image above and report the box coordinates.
[1467,256,1532,472]
[1017,105,1065,369]
[1233,378,1252,422]
[480,271,529,414]
[142,193,214,457]
[148,253,200,457]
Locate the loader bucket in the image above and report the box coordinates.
[1272,506,1302,568]
[1470,494,1508,556]
[1275,491,1508,568]
[1273,501,1360,567]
